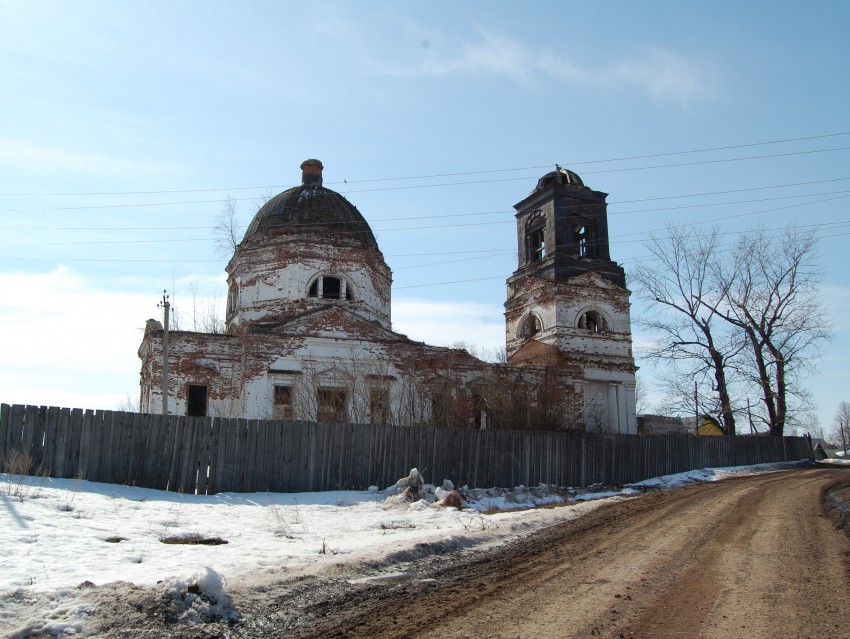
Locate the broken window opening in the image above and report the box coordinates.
[575,224,588,257]
[473,395,489,430]
[431,391,450,427]
[527,227,545,263]
[187,384,208,417]
[272,385,293,420]
[322,276,341,299]
[574,221,598,257]
[578,311,607,333]
[521,314,541,338]
[227,284,238,314]
[369,388,390,425]
[317,388,347,423]
[308,275,354,301]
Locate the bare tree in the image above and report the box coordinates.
[213,190,274,258]
[252,188,275,214]
[213,196,242,258]
[208,397,244,419]
[447,341,507,364]
[490,346,508,364]
[634,374,650,415]
[802,411,825,441]
[170,282,226,334]
[631,225,741,434]
[478,358,587,432]
[833,401,850,454]
[712,227,829,436]
[116,394,139,413]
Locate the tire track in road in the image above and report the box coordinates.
[293,468,850,639]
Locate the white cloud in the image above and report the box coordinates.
[0,270,508,411]
[0,139,184,180]
[608,46,715,106]
[424,32,543,85]
[392,298,505,355]
[382,30,715,105]
[0,267,154,409]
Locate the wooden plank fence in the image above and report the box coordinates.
[0,403,814,495]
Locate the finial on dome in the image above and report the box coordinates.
[301,159,324,185]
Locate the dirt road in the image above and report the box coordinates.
[81,467,850,639]
[286,467,850,639]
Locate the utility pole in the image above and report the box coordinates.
[158,291,170,416]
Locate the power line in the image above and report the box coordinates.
[337,132,850,184]
[3,189,847,245]
[2,132,848,198]
[0,255,223,263]
[393,251,515,271]
[395,275,506,290]
[0,196,260,214]
[2,177,849,231]
[610,194,850,241]
[338,147,850,195]
[611,177,850,205]
[394,221,850,290]
[0,218,843,277]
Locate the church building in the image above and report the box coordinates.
[138,159,637,433]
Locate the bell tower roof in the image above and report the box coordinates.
[531,166,586,192]
[511,167,625,288]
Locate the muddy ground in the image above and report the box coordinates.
[17,465,850,639]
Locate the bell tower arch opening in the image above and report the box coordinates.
[520,313,542,339]
[525,211,547,264]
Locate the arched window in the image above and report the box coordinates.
[578,310,607,333]
[525,212,546,263]
[574,224,588,256]
[227,283,238,314]
[520,314,541,338]
[573,219,597,257]
[308,275,353,300]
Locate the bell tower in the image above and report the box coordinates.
[504,167,637,433]
[512,166,625,288]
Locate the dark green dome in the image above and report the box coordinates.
[242,159,379,250]
[533,166,585,193]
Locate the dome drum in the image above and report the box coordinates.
[225,160,392,332]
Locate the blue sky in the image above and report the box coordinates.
[1,1,848,434]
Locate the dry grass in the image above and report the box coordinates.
[159,533,228,546]
[379,520,416,530]
[1,448,46,500]
[441,490,465,509]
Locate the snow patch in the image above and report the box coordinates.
[161,567,237,624]
[6,591,93,639]
[0,461,809,637]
